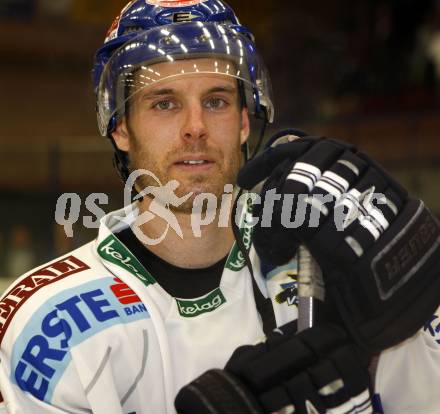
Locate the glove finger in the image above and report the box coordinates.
[250,139,360,266]
[358,152,407,200]
[285,372,326,414]
[238,138,316,190]
[336,187,404,262]
[312,167,392,264]
[226,323,305,379]
[264,321,300,351]
[226,343,268,376]
[272,320,298,337]
[238,337,315,393]
[258,386,294,413]
[265,128,308,148]
[288,151,369,241]
[330,346,372,413]
[334,167,389,227]
[252,162,301,265]
[240,323,348,393]
[335,161,402,236]
[302,186,398,271]
[364,187,403,228]
[260,142,356,257]
[311,150,368,200]
[252,224,299,266]
[298,323,348,357]
[175,369,264,414]
[280,140,347,195]
[308,359,355,413]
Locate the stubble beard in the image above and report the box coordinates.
[128,134,242,215]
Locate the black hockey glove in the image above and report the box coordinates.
[175,322,373,414]
[237,133,440,352]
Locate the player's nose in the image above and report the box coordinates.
[180,102,208,142]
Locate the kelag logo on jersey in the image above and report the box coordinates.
[99,235,156,286]
[11,277,149,403]
[176,288,226,317]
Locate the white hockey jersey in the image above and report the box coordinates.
[0,205,439,414]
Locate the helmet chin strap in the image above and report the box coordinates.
[248,107,269,160]
[109,136,131,184]
[232,111,273,333]
[232,111,276,335]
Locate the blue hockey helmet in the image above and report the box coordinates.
[93,0,274,138]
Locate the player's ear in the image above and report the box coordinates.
[240,107,250,145]
[112,118,130,152]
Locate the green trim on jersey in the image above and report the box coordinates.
[98,234,156,286]
[225,202,254,272]
[176,288,226,317]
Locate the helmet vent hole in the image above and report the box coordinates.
[123,26,144,35]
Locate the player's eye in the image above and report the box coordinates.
[152,99,177,111]
[204,97,228,110]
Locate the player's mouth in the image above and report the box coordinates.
[173,156,215,171]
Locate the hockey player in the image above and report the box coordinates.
[0,1,439,413]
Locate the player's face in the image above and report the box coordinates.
[112,58,250,211]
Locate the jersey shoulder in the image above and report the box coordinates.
[0,241,111,346]
[0,240,151,406]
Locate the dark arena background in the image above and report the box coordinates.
[0,0,439,289]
